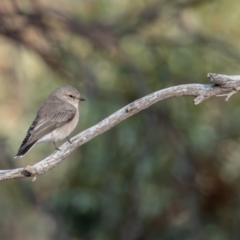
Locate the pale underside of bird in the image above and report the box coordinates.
[15,85,85,158]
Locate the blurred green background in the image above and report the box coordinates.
[1,0,240,239]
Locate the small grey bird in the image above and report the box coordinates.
[15,85,85,158]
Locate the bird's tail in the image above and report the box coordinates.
[15,140,38,158]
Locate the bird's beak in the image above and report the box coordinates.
[79,97,86,101]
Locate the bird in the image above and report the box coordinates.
[15,85,85,158]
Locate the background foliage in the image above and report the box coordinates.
[1,0,240,239]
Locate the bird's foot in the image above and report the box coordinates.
[66,136,72,144]
[54,142,61,151]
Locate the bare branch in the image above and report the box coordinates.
[0,73,239,182]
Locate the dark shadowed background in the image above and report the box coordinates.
[0,0,240,239]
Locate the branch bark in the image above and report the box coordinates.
[1,73,240,182]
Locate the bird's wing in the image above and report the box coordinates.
[31,109,76,139]
[28,99,76,141]
[17,98,76,152]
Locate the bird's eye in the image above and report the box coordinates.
[69,95,73,98]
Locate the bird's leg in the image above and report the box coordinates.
[54,142,61,151]
[66,136,72,144]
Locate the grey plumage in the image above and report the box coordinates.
[15,85,85,158]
